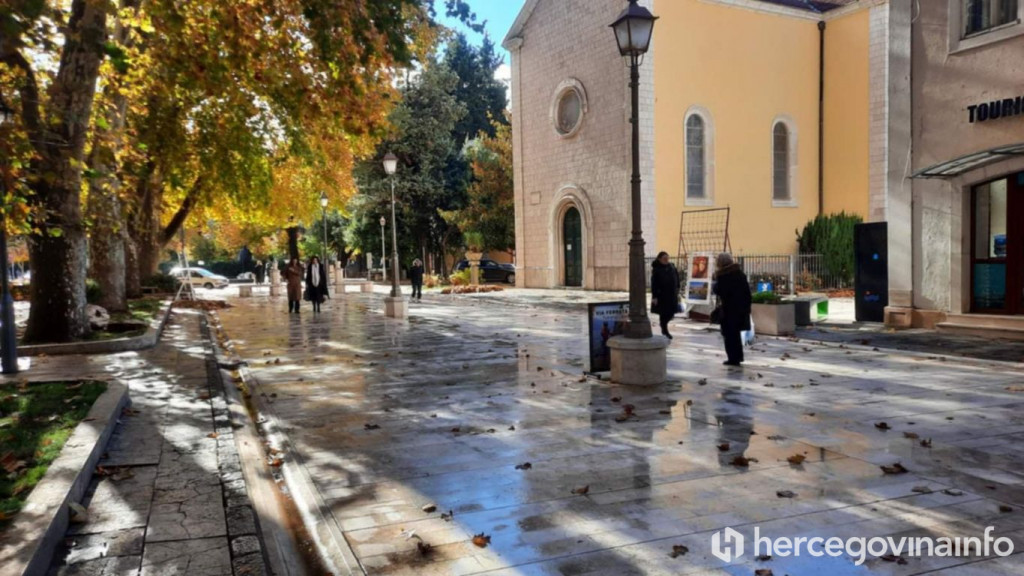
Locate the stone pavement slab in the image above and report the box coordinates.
[214,292,1024,574]
[8,310,273,576]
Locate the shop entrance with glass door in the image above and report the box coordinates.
[972,172,1024,314]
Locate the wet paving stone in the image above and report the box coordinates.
[215,292,1024,575]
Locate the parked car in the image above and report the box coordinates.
[171,267,230,290]
[235,272,255,283]
[453,259,516,284]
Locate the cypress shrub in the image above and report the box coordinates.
[795,212,863,285]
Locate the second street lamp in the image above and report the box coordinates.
[320,191,329,284]
[382,153,407,318]
[379,216,387,283]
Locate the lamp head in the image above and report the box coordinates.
[610,0,658,57]
[383,153,398,176]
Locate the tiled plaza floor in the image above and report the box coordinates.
[215,291,1024,575]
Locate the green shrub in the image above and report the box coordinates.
[449,268,471,286]
[795,211,862,285]
[752,291,783,305]
[144,273,178,293]
[85,279,103,305]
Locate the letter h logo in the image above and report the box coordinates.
[712,527,745,563]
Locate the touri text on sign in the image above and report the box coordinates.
[968,96,1024,124]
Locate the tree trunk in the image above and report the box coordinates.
[86,0,141,313]
[21,0,108,343]
[287,227,300,260]
[131,164,164,281]
[124,235,141,298]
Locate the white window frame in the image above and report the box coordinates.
[949,0,1024,54]
[771,116,799,208]
[683,106,715,207]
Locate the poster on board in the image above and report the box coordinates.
[684,253,715,305]
[587,302,630,373]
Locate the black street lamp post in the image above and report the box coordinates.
[382,153,401,299]
[0,101,18,374]
[320,191,329,283]
[379,216,387,283]
[611,0,658,339]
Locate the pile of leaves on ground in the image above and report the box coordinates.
[173,299,233,311]
[441,285,505,295]
[0,381,107,525]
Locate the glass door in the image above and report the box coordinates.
[972,174,1024,314]
[563,207,583,287]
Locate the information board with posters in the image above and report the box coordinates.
[685,252,716,305]
[587,302,630,373]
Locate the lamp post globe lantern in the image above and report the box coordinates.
[0,99,19,373]
[610,0,658,340]
[382,153,401,299]
[611,0,658,57]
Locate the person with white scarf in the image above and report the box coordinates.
[304,256,329,313]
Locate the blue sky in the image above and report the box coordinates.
[433,0,527,62]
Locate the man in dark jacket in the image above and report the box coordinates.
[650,252,681,340]
[713,253,752,366]
[408,258,425,301]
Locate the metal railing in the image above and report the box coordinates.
[645,254,852,294]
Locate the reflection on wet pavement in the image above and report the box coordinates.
[215,293,1024,575]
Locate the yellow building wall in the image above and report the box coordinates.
[823,8,871,218]
[654,0,873,256]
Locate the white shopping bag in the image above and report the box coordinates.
[741,314,755,346]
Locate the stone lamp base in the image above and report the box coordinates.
[607,335,669,386]
[385,296,408,319]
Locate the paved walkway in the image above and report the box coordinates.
[214,292,1024,575]
[1,310,268,576]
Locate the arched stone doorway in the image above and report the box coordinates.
[563,207,583,287]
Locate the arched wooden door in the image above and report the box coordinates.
[563,207,583,287]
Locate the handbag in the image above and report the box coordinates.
[710,306,723,325]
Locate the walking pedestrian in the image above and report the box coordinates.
[254,260,265,285]
[284,257,304,314]
[409,258,424,302]
[650,251,681,340]
[305,256,329,313]
[712,252,752,366]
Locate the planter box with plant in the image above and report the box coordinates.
[750,291,796,336]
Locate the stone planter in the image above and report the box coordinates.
[751,302,796,336]
[465,251,483,286]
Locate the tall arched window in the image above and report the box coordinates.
[771,117,797,206]
[773,122,790,202]
[686,115,706,201]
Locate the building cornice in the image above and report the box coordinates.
[697,0,886,22]
[503,0,541,50]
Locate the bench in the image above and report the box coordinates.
[784,296,829,326]
[336,279,374,293]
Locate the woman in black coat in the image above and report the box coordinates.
[650,252,681,340]
[304,256,330,313]
[713,253,752,366]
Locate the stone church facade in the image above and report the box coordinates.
[504,0,657,291]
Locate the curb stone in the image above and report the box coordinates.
[206,310,363,576]
[19,301,174,357]
[0,383,129,576]
[200,316,271,576]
